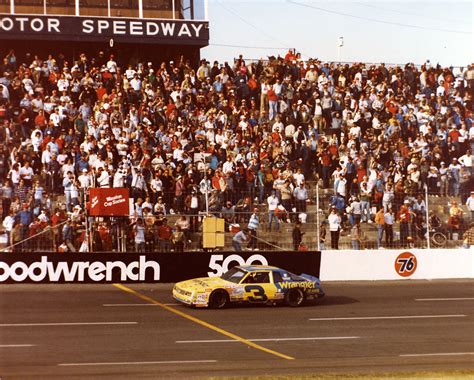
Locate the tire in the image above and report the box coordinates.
[431,232,447,247]
[285,288,305,307]
[208,290,229,309]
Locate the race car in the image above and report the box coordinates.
[172,265,324,308]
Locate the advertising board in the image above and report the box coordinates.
[89,188,130,217]
[0,251,321,284]
[320,249,474,281]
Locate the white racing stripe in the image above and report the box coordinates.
[400,352,474,357]
[103,303,180,307]
[309,314,466,321]
[0,322,138,327]
[0,344,36,347]
[176,336,360,343]
[58,360,217,367]
[415,298,474,301]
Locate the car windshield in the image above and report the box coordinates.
[281,271,306,281]
[221,267,247,283]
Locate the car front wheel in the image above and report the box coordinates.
[208,290,229,309]
[285,288,305,307]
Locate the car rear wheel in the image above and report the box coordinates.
[285,288,305,307]
[208,290,229,309]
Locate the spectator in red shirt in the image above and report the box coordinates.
[156,218,172,252]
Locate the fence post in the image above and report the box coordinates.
[204,174,209,215]
[316,181,320,251]
[425,184,430,249]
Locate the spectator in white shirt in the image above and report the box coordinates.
[267,191,280,232]
[96,167,110,188]
[466,192,474,222]
[129,74,142,92]
[328,208,341,249]
[2,210,15,246]
[222,157,235,175]
[106,55,117,73]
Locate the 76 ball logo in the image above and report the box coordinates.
[395,252,417,277]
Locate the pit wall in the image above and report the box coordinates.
[320,249,474,281]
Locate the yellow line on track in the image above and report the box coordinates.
[113,283,295,361]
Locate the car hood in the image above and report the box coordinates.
[175,277,232,292]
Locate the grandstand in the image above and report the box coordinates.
[0,43,473,252]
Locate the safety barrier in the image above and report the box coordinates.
[320,249,474,281]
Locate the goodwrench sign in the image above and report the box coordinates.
[0,252,321,284]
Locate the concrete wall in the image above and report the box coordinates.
[320,249,474,281]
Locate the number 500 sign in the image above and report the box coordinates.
[208,254,268,277]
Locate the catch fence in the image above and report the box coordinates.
[1,182,471,253]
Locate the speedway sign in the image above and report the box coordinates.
[0,14,209,45]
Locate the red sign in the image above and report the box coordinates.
[394,252,417,277]
[89,188,130,217]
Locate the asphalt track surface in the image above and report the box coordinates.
[0,280,473,379]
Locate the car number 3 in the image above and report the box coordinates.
[244,285,268,302]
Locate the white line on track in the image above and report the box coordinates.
[103,303,180,307]
[0,344,36,347]
[309,314,466,321]
[0,322,138,327]
[176,336,360,343]
[400,352,474,357]
[58,360,217,367]
[415,298,474,301]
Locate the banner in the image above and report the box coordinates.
[0,251,321,284]
[0,14,209,45]
[89,188,130,216]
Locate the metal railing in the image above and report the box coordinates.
[1,184,472,252]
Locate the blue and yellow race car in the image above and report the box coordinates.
[173,265,324,308]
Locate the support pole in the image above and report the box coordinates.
[138,0,143,18]
[205,175,209,215]
[10,0,14,14]
[171,0,176,19]
[75,0,80,16]
[425,185,430,249]
[204,0,208,20]
[316,181,320,251]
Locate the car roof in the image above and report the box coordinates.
[237,265,281,272]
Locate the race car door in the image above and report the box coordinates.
[240,271,277,303]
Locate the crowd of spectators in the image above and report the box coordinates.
[0,48,473,251]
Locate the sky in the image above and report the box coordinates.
[199,0,473,67]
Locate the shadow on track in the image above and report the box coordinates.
[191,295,359,310]
[315,295,359,307]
